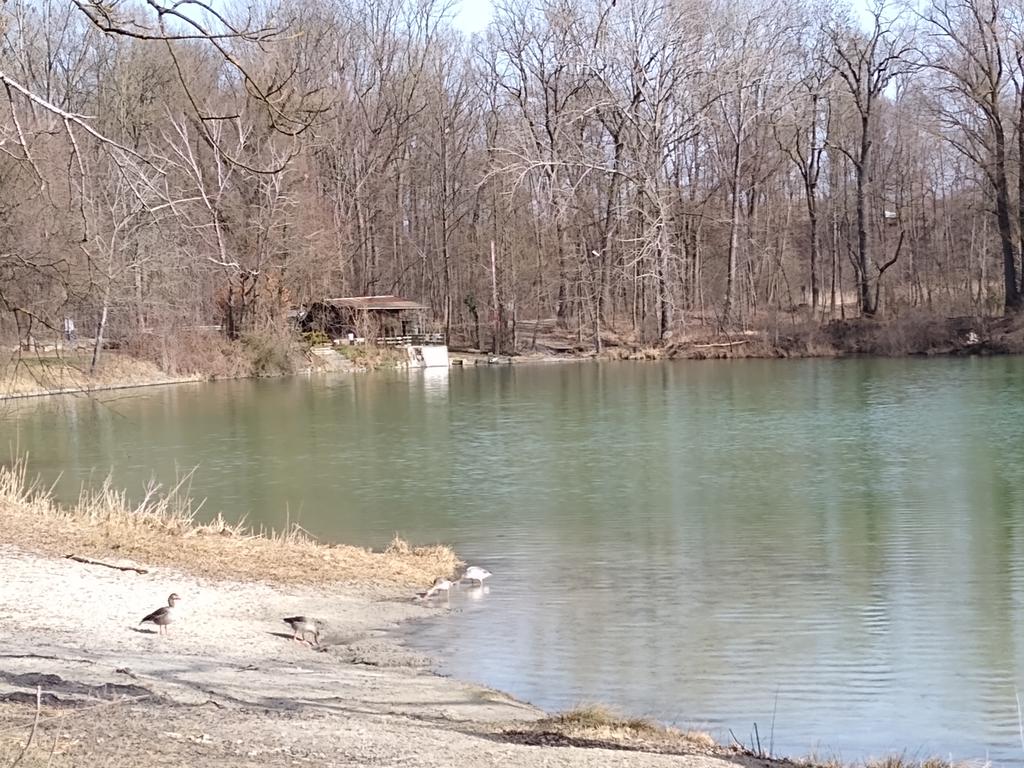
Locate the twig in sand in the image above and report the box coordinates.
[64,554,148,574]
[9,685,41,767]
[0,694,151,736]
[0,653,94,665]
[44,717,64,768]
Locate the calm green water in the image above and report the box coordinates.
[4,359,1024,762]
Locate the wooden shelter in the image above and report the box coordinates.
[298,295,438,342]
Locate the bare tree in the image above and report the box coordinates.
[776,9,833,312]
[827,2,917,317]
[924,0,1022,313]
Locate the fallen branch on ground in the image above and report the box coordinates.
[8,685,40,767]
[691,340,750,349]
[0,653,95,665]
[65,555,148,574]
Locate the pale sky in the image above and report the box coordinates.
[452,0,495,34]
[450,0,876,35]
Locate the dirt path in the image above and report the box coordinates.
[0,546,761,767]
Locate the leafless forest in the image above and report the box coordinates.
[2,0,1024,360]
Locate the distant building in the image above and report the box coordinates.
[297,295,439,343]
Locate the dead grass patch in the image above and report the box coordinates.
[333,344,409,370]
[804,757,982,768]
[0,459,461,588]
[502,706,984,768]
[0,699,272,768]
[126,326,305,380]
[502,704,718,756]
[0,351,184,398]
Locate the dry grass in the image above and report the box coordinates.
[0,699,155,768]
[0,458,461,588]
[331,344,409,370]
[805,757,982,768]
[583,312,1024,362]
[126,326,306,380]
[860,761,969,768]
[0,699,321,768]
[506,707,986,768]
[0,351,187,398]
[503,704,718,756]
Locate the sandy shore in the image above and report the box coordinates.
[0,545,756,767]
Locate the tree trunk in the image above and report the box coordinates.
[808,197,820,312]
[656,232,671,340]
[490,240,500,354]
[442,237,452,341]
[554,217,568,327]
[133,258,145,334]
[855,115,874,317]
[225,282,237,340]
[993,129,1021,313]
[723,138,743,325]
[90,284,110,375]
[467,298,481,350]
[1017,87,1024,301]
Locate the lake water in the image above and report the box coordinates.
[4,359,1024,762]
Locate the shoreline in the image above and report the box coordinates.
[4,339,1022,404]
[0,544,754,768]
[0,374,206,402]
[0,464,982,768]
[0,543,983,768]
[3,313,1023,402]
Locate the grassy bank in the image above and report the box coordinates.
[664,313,1024,360]
[497,314,1024,362]
[0,351,194,398]
[6,313,1022,400]
[506,706,977,768]
[0,334,411,400]
[0,459,460,587]
[0,699,982,768]
[1,326,307,400]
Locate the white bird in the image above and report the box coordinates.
[462,566,492,587]
[141,593,181,636]
[422,577,453,600]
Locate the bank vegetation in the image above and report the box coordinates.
[0,458,460,586]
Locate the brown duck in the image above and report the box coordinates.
[141,593,181,636]
[282,616,322,645]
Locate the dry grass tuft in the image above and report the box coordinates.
[503,704,717,756]
[541,705,673,738]
[331,344,409,371]
[0,350,186,398]
[506,708,980,767]
[384,534,413,555]
[0,458,461,588]
[804,753,985,768]
[860,759,977,768]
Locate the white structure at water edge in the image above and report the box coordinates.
[294,294,450,369]
[406,344,449,368]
